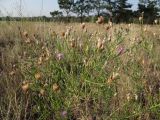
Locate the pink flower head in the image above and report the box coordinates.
[117,46,125,56]
[61,111,67,117]
[56,53,64,61]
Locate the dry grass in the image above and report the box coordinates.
[0,21,160,120]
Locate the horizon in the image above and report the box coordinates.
[0,0,138,17]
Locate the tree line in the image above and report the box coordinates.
[50,0,160,23]
[0,0,160,24]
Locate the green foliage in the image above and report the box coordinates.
[58,0,74,16]
[91,0,109,17]
[1,21,160,119]
[138,0,160,23]
[50,10,63,18]
[72,0,90,22]
[112,0,132,23]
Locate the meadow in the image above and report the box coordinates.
[0,21,160,120]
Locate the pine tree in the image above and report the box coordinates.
[73,0,91,23]
[58,0,74,17]
[112,0,132,23]
[138,0,159,23]
[91,0,108,17]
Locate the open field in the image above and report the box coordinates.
[0,21,160,120]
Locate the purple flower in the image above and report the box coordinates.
[56,53,64,61]
[117,46,125,55]
[61,111,67,117]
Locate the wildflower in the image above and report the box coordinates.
[22,83,29,92]
[56,53,64,61]
[96,16,104,24]
[81,23,86,29]
[52,83,59,92]
[117,46,125,56]
[61,111,67,117]
[35,72,41,80]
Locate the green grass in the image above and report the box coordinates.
[0,21,160,120]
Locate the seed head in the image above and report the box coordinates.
[153,33,156,36]
[105,26,111,31]
[107,72,119,85]
[97,38,105,50]
[22,83,29,92]
[134,94,138,101]
[23,31,28,38]
[9,71,15,76]
[35,73,41,80]
[38,56,43,65]
[52,83,59,92]
[143,27,147,32]
[25,38,31,43]
[81,23,86,29]
[128,24,131,27]
[61,32,65,37]
[96,16,104,24]
[126,93,131,101]
[154,19,158,24]
[139,17,143,22]
[40,89,45,96]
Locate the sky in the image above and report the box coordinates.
[0,0,139,17]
